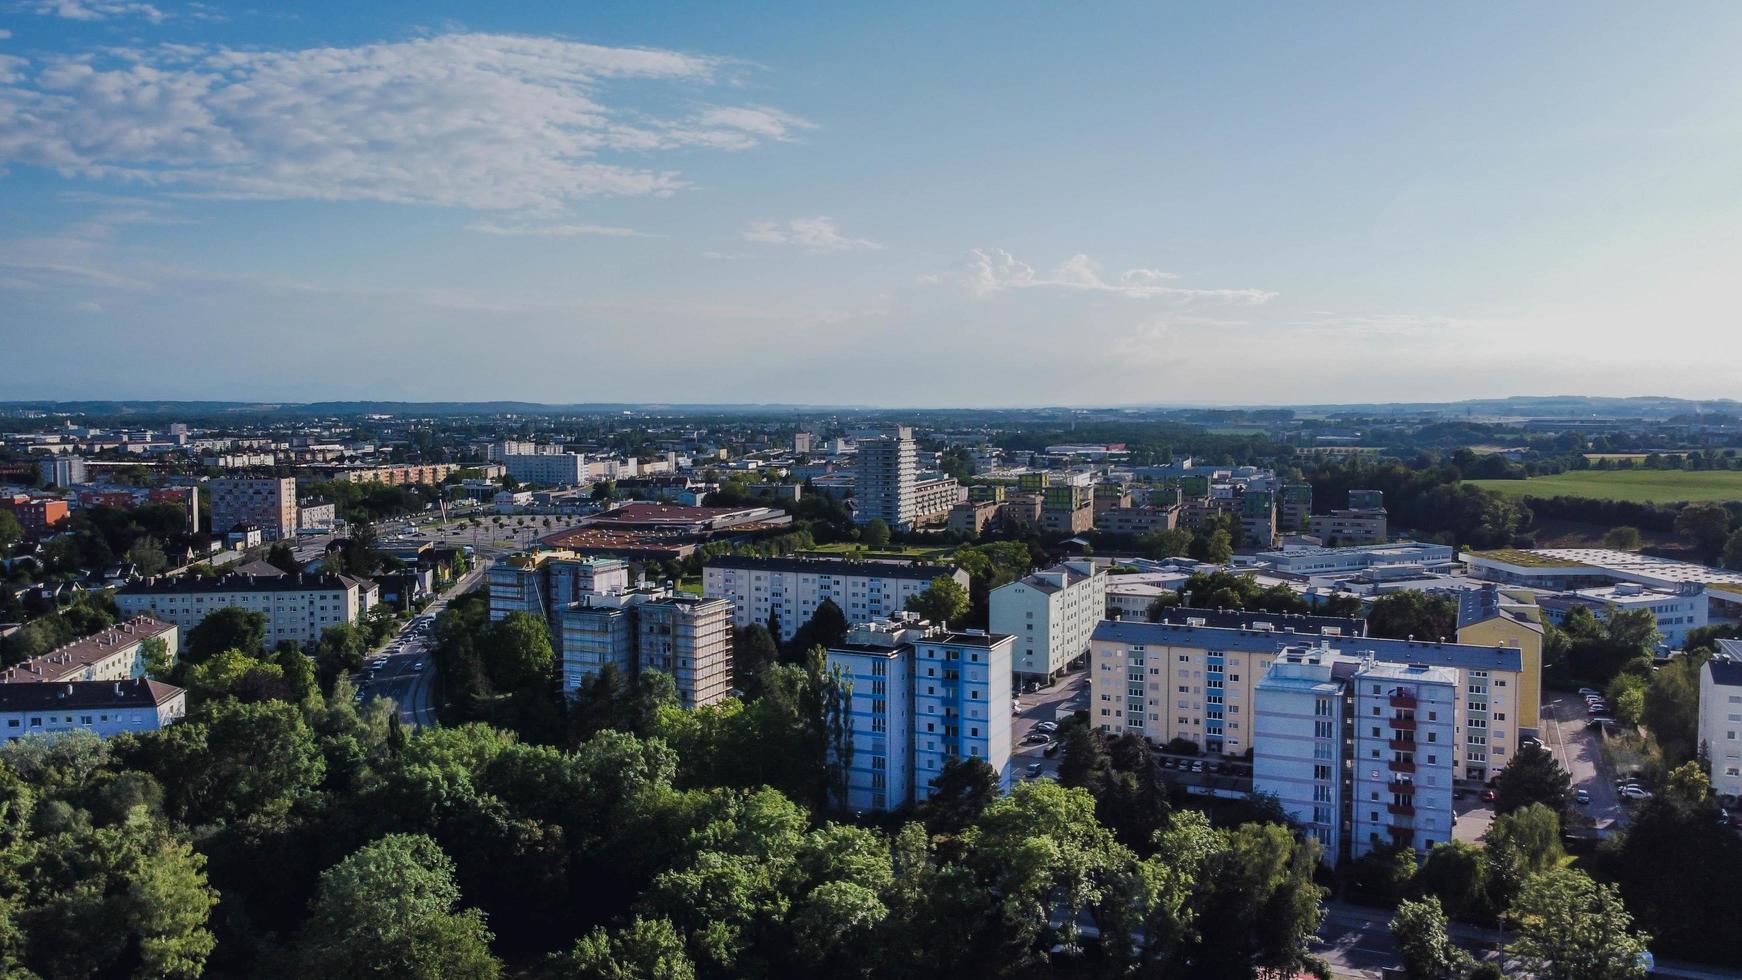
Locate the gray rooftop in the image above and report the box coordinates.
[1092,619,1524,673]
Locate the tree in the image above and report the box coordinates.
[184,606,266,663]
[785,599,848,663]
[141,635,174,678]
[554,916,695,980]
[266,541,303,575]
[861,518,891,548]
[0,510,22,554]
[1675,502,1730,561]
[125,536,169,576]
[731,623,779,699]
[1390,896,1471,980]
[1493,743,1572,818]
[486,611,556,691]
[1605,672,1647,727]
[1643,656,1702,763]
[1188,527,1233,564]
[1416,840,1489,921]
[916,756,1000,835]
[1603,526,1643,552]
[1510,868,1650,980]
[1367,590,1459,642]
[119,698,325,826]
[295,833,500,979]
[591,479,616,502]
[904,575,970,626]
[1484,803,1565,912]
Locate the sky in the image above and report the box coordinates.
[1,1,1740,407]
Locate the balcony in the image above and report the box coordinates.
[1388,693,1417,709]
[1388,716,1417,732]
[1388,758,1416,774]
[1387,802,1416,817]
[1387,780,1416,795]
[1389,826,1415,844]
[1388,738,1417,752]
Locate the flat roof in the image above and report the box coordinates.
[1093,619,1523,672]
[707,555,957,581]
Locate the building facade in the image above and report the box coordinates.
[990,560,1107,685]
[0,678,186,743]
[912,629,1015,802]
[502,453,588,487]
[703,556,968,642]
[0,616,177,684]
[1700,646,1742,801]
[116,572,377,649]
[636,595,735,709]
[826,619,921,811]
[210,476,298,540]
[855,425,919,529]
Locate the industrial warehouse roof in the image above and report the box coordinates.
[1092,619,1523,673]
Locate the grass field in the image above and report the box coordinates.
[1470,469,1742,504]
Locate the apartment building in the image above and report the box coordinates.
[990,560,1107,685]
[947,499,1000,537]
[1039,483,1094,535]
[1095,504,1179,537]
[636,595,735,708]
[502,453,587,487]
[116,572,377,648]
[1253,649,1457,864]
[1239,490,1278,549]
[826,618,923,811]
[1089,620,1527,779]
[323,464,460,487]
[0,495,71,538]
[38,454,86,487]
[298,500,337,531]
[703,556,968,642]
[1307,490,1388,546]
[1279,484,1313,532]
[1455,585,1543,730]
[1700,645,1742,801]
[210,476,297,540]
[912,628,1015,802]
[912,475,967,526]
[0,678,187,743]
[488,551,631,624]
[0,616,177,684]
[855,425,919,530]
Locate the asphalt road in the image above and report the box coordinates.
[354,559,490,729]
[1539,689,1628,833]
[1010,672,1089,781]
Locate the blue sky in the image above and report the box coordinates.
[1,1,1739,405]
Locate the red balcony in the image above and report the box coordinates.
[1389,826,1415,844]
[1389,693,1417,709]
[1388,780,1416,795]
[1388,758,1417,774]
[1387,802,1416,817]
[1388,716,1417,731]
[1388,738,1417,752]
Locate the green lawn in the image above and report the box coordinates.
[1469,470,1742,504]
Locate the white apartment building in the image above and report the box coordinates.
[210,476,297,539]
[855,425,919,530]
[502,453,587,487]
[488,551,631,623]
[990,560,1107,685]
[0,616,178,684]
[636,595,734,709]
[1090,621,1527,780]
[0,678,186,743]
[912,475,967,525]
[1700,644,1742,801]
[38,454,86,487]
[115,572,377,649]
[1254,650,1457,864]
[703,556,968,643]
[912,629,1015,801]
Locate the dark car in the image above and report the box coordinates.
[1481,789,1498,803]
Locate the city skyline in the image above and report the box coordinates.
[3,1,1740,405]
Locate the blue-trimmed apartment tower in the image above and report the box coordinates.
[826,617,1014,811]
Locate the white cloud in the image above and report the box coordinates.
[21,0,166,21]
[956,248,1276,304]
[467,221,648,238]
[0,33,810,211]
[742,216,880,252]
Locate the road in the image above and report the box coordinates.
[1010,672,1089,780]
[355,558,490,730]
[1539,689,1628,834]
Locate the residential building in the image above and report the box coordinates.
[912,629,1015,802]
[1095,504,1179,537]
[1455,584,1546,730]
[1239,489,1278,548]
[1279,484,1313,532]
[1699,646,1742,801]
[1040,482,1094,535]
[298,499,337,531]
[826,618,925,810]
[990,560,1107,685]
[703,556,968,642]
[0,616,178,684]
[855,425,919,530]
[636,595,735,708]
[947,499,999,537]
[1089,620,1527,778]
[1537,582,1707,648]
[38,454,86,487]
[116,572,377,649]
[210,476,297,540]
[1308,490,1388,546]
[488,550,631,624]
[912,475,967,525]
[0,678,187,743]
[1254,649,1457,864]
[320,464,460,486]
[502,453,587,486]
[0,495,70,538]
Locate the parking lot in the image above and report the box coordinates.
[1010,672,1088,779]
[1539,690,1629,834]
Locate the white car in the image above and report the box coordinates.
[1620,785,1653,801]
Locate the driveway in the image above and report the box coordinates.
[1539,690,1627,834]
[1010,671,1088,780]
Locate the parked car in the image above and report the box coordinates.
[1620,786,1653,801]
[1025,762,1043,778]
[1190,761,1204,773]
[1578,687,1601,696]
[1021,732,1049,746]
[1034,721,1058,734]
[1044,741,1062,758]
[1452,788,1467,801]
[1481,789,1498,803]
[1575,790,1591,805]
[1587,703,1608,715]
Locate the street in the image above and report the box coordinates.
[355,558,490,729]
[1539,689,1628,834]
[1011,671,1089,780]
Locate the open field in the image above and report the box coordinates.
[1470,470,1742,504]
